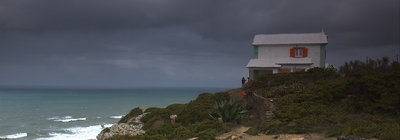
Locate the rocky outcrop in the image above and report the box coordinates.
[97,113,148,140]
[170,114,177,124]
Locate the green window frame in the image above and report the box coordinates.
[253,46,258,59]
[320,44,326,68]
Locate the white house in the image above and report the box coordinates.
[246,31,328,80]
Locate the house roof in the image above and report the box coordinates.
[246,58,313,68]
[252,32,328,45]
[246,59,281,68]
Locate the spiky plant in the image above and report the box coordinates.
[209,99,247,123]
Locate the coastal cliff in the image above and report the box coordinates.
[98,58,400,140]
[97,109,147,140]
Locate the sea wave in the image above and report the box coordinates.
[0,133,28,139]
[54,117,86,122]
[48,116,86,122]
[35,124,113,140]
[46,116,59,120]
[109,115,123,119]
[47,116,72,120]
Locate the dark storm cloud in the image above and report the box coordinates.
[0,0,398,87]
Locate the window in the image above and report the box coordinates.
[290,47,308,58]
[295,48,303,57]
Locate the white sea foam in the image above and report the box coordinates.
[109,115,123,119]
[34,124,113,140]
[53,117,86,122]
[48,116,86,122]
[47,116,73,121]
[47,116,59,120]
[0,133,28,139]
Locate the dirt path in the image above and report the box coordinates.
[216,126,337,140]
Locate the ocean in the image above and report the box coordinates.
[0,87,229,140]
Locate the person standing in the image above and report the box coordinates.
[241,77,246,87]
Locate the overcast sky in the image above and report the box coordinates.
[0,0,399,88]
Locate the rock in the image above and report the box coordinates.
[96,123,145,140]
[218,117,223,123]
[170,114,177,124]
[223,135,242,140]
[187,137,198,140]
[97,113,148,140]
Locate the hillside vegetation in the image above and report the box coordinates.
[105,92,231,140]
[104,57,399,140]
[244,57,399,139]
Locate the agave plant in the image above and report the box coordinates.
[209,99,247,123]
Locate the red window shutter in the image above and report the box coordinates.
[279,69,291,73]
[290,48,295,57]
[303,48,308,57]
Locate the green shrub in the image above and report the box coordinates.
[118,107,143,123]
[196,129,217,140]
[134,120,227,140]
[209,99,247,123]
[141,108,171,130]
[166,104,186,114]
[104,135,136,140]
[177,92,229,125]
[378,123,400,140]
[116,92,231,140]
[144,107,162,113]
[213,92,231,102]
[137,124,192,140]
[101,128,110,133]
[244,67,339,98]
[190,120,229,134]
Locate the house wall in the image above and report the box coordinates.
[257,44,321,68]
[249,67,279,80]
[249,69,254,80]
